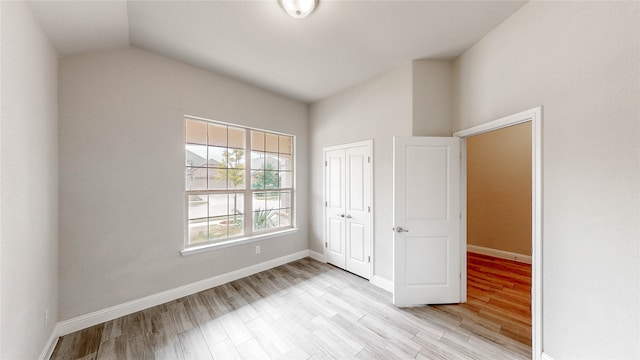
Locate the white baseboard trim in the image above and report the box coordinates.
[39,326,59,360]
[308,250,326,262]
[57,250,310,336]
[371,275,393,292]
[467,244,532,264]
[540,352,554,360]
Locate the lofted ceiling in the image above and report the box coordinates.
[28,0,526,103]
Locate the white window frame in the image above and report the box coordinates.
[181,116,296,256]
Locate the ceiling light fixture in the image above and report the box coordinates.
[278,0,317,19]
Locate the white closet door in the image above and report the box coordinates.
[324,141,372,279]
[325,148,346,268]
[345,145,371,279]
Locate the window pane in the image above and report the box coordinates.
[227,169,245,189]
[186,167,207,190]
[264,171,279,189]
[208,168,227,190]
[279,171,292,189]
[265,210,279,230]
[189,218,208,244]
[279,154,291,171]
[252,192,266,211]
[186,144,208,167]
[278,208,292,227]
[208,123,227,147]
[208,146,226,168]
[209,216,228,240]
[253,208,277,231]
[251,170,264,189]
[265,154,278,171]
[251,151,264,170]
[279,136,292,155]
[228,127,245,149]
[186,119,207,145]
[225,149,245,169]
[265,191,279,211]
[228,193,244,215]
[188,195,208,220]
[279,190,292,209]
[228,217,244,237]
[251,131,265,151]
[265,133,279,153]
[208,194,228,217]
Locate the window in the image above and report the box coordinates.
[185,117,294,248]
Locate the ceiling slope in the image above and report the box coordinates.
[28,0,527,103]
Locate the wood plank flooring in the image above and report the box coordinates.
[434,252,532,347]
[50,255,532,359]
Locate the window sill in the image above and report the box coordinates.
[180,228,299,257]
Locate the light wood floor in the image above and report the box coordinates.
[51,255,532,359]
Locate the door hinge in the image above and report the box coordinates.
[325,201,328,207]
[325,242,328,248]
[368,256,371,263]
[368,156,371,163]
[325,160,327,166]
[368,206,371,213]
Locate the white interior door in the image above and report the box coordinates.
[345,146,371,279]
[393,136,461,306]
[325,149,346,268]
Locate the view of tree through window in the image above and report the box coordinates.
[185,118,293,246]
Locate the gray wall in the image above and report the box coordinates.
[58,47,309,320]
[453,1,639,358]
[310,61,452,282]
[412,60,452,137]
[0,2,59,358]
[310,63,413,281]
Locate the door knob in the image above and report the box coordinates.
[339,214,345,218]
[393,226,409,233]
[346,214,352,219]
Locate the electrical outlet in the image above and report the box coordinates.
[255,245,261,254]
[44,306,50,325]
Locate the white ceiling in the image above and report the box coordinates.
[28,0,526,103]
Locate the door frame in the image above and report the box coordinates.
[322,140,374,279]
[453,106,543,360]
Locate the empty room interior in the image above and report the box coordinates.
[1,1,639,360]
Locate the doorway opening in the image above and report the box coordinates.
[454,107,543,359]
[465,122,532,347]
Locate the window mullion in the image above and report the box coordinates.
[244,130,252,236]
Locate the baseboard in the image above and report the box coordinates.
[38,326,59,360]
[308,249,326,262]
[57,250,310,336]
[540,352,554,360]
[371,275,393,292]
[467,244,532,264]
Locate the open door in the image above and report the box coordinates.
[393,136,461,306]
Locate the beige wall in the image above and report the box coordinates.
[58,47,309,320]
[467,122,531,256]
[1,2,59,358]
[453,1,639,358]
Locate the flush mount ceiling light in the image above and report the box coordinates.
[278,0,317,19]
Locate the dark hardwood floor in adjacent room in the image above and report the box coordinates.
[432,252,532,347]
[51,256,531,359]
